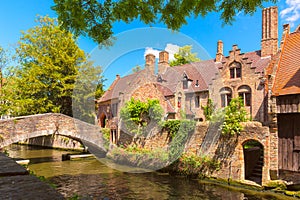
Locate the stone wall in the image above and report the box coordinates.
[209,122,273,184]
[120,121,276,185]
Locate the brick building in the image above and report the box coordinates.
[96,6,300,184]
[97,7,278,128]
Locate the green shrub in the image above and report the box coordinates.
[163,120,196,161]
[174,152,220,176]
[120,98,163,136]
[221,97,248,136]
[101,128,110,149]
[202,98,214,120]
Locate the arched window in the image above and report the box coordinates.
[230,62,242,79]
[183,73,188,89]
[238,85,251,106]
[177,93,182,108]
[220,87,232,107]
[195,95,200,108]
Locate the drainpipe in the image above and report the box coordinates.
[228,160,232,184]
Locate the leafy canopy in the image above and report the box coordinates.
[120,98,163,135]
[0,46,9,89]
[170,45,200,66]
[52,0,277,44]
[221,97,248,136]
[1,16,103,118]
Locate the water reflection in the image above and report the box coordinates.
[6,145,289,200]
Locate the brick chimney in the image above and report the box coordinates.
[145,53,155,75]
[261,7,278,57]
[158,51,169,74]
[280,24,290,48]
[216,40,223,62]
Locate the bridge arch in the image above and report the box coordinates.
[0,113,107,156]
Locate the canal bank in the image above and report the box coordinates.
[0,152,64,200]
[4,144,299,199]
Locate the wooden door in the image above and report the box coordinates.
[278,114,300,172]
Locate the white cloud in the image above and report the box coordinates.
[144,47,160,58]
[164,43,180,61]
[280,0,300,27]
[143,43,180,61]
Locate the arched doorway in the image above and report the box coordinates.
[99,113,107,128]
[243,140,264,184]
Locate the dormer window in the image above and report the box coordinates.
[195,80,199,87]
[183,74,188,89]
[230,62,241,79]
[157,75,163,83]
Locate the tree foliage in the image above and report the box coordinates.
[52,0,277,44]
[221,97,248,136]
[170,45,200,66]
[132,65,142,73]
[1,16,103,117]
[120,98,163,135]
[202,98,214,121]
[0,46,10,89]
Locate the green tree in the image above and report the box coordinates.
[52,0,277,44]
[120,98,163,135]
[2,16,103,117]
[221,97,248,136]
[169,45,200,66]
[132,65,142,73]
[0,46,10,89]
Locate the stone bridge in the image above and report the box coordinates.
[0,113,106,156]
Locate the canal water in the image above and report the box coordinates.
[6,144,290,200]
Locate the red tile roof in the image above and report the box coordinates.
[273,30,300,96]
[154,83,174,96]
[98,50,270,103]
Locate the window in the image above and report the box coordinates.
[220,87,232,107]
[229,62,241,79]
[178,97,182,108]
[157,75,163,83]
[195,95,200,108]
[112,103,118,117]
[195,80,199,87]
[238,85,251,106]
[183,73,188,89]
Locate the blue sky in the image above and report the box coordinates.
[1,0,300,88]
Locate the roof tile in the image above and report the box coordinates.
[273,31,300,96]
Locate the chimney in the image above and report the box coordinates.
[261,6,278,57]
[158,51,169,74]
[116,74,120,80]
[145,53,155,75]
[280,24,290,48]
[216,40,223,62]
